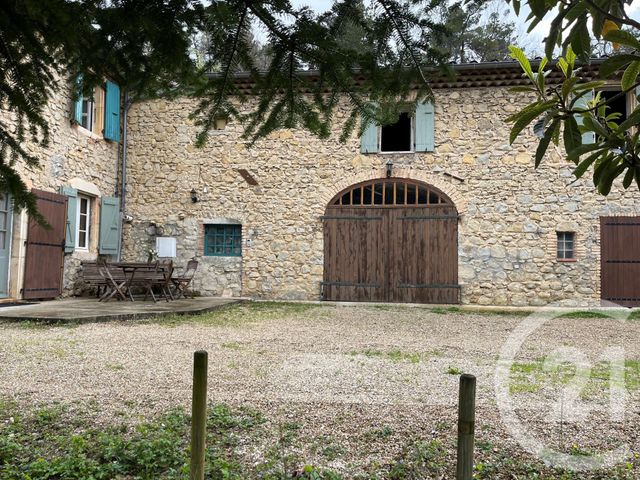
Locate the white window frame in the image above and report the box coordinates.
[76,195,91,251]
[80,97,95,132]
[556,231,575,261]
[379,110,415,154]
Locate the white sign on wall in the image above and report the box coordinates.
[156,237,177,258]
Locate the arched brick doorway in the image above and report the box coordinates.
[322,178,459,304]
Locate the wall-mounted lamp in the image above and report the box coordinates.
[190,188,199,203]
[386,159,394,178]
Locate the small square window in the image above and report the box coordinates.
[380,111,413,153]
[204,224,241,257]
[557,232,575,260]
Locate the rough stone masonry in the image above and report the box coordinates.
[122,87,640,306]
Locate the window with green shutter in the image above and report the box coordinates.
[204,224,242,256]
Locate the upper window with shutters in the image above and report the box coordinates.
[360,101,435,154]
[73,76,121,142]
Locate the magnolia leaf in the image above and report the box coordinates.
[599,54,640,78]
[623,166,635,188]
[622,61,640,91]
[618,107,640,131]
[508,100,556,144]
[535,119,559,167]
[508,45,534,81]
[604,29,640,50]
[566,138,603,161]
[563,115,582,152]
[599,164,626,195]
[533,115,548,138]
[573,151,600,178]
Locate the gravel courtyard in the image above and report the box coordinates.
[1,301,639,478]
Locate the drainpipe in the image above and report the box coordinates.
[117,92,133,261]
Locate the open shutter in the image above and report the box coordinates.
[574,90,595,145]
[73,75,83,124]
[99,196,120,255]
[104,80,121,142]
[415,101,435,152]
[60,186,77,253]
[360,108,379,154]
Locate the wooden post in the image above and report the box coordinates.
[190,350,208,480]
[456,373,476,480]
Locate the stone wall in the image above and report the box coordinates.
[123,87,640,306]
[1,80,119,298]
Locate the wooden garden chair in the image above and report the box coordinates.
[171,260,198,299]
[143,260,174,302]
[97,261,130,301]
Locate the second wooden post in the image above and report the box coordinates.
[456,373,476,480]
[190,350,208,480]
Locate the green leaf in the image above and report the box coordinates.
[508,101,557,144]
[529,0,546,17]
[563,115,582,152]
[573,151,600,178]
[623,166,634,188]
[565,44,576,69]
[535,119,559,167]
[604,30,640,50]
[622,61,640,91]
[598,164,626,195]
[599,54,640,78]
[561,77,578,100]
[557,57,569,77]
[566,140,603,161]
[618,107,640,131]
[508,45,534,81]
[573,81,605,92]
[569,19,592,60]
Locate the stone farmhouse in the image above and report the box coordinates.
[3,60,640,307]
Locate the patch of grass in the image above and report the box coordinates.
[627,310,640,320]
[222,341,244,350]
[154,301,319,327]
[349,349,429,363]
[557,311,612,319]
[106,363,125,371]
[446,367,463,375]
[388,440,446,479]
[362,426,394,442]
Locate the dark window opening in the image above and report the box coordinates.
[331,180,451,206]
[557,231,575,260]
[600,90,628,123]
[380,112,412,152]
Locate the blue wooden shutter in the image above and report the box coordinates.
[73,75,83,124]
[60,186,77,253]
[360,111,378,153]
[574,90,595,145]
[104,80,121,142]
[415,101,435,152]
[99,196,121,255]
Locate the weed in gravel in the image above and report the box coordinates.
[446,367,463,375]
[387,439,446,479]
[222,341,244,350]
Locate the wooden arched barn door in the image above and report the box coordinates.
[322,178,459,304]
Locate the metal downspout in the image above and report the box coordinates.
[117,92,132,261]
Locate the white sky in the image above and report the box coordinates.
[284,0,640,58]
